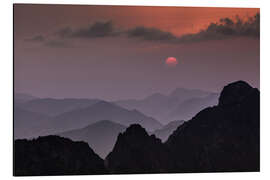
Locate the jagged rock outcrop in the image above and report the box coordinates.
[105,124,174,173]
[166,81,260,172]
[14,136,107,176]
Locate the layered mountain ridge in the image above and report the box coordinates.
[115,88,218,123]
[14,100,162,138]
[14,81,260,175]
[52,101,162,132]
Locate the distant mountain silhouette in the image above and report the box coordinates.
[14,107,54,139]
[106,81,259,173]
[115,88,216,123]
[115,93,178,123]
[105,124,174,173]
[166,81,259,172]
[14,93,37,104]
[167,93,219,121]
[14,99,162,139]
[52,101,162,132]
[14,136,107,176]
[16,98,100,116]
[152,120,185,142]
[169,88,212,102]
[58,120,126,158]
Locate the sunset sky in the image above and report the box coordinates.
[14,4,260,100]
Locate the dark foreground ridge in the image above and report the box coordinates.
[14,81,260,175]
[106,80,260,173]
[165,80,260,172]
[14,136,107,176]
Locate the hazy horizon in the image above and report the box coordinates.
[15,85,221,101]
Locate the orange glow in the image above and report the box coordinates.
[115,7,260,36]
[78,6,259,36]
[14,5,260,39]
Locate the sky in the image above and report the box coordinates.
[14,4,260,101]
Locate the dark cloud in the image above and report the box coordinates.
[25,13,259,47]
[56,22,177,42]
[24,35,45,42]
[126,13,259,42]
[126,26,177,42]
[179,13,259,42]
[56,21,118,39]
[125,13,259,42]
[56,27,73,38]
[44,40,70,48]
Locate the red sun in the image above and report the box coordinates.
[165,57,178,67]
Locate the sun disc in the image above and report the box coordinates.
[165,57,178,67]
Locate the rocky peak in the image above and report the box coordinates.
[106,124,172,173]
[123,124,149,137]
[114,124,153,148]
[218,80,254,106]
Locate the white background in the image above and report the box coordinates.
[1,0,269,179]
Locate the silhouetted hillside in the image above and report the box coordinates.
[166,81,259,172]
[14,136,107,176]
[105,124,174,173]
[59,120,126,158]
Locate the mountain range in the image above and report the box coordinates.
[115,88,218,123]
[14,87,219,139]
[14,100,162,138]
[51,101,162,132]
[14,81,260,175]
[58,119,185,158]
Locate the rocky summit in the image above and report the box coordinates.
[166,80,260,172]
[105,124,174,173]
